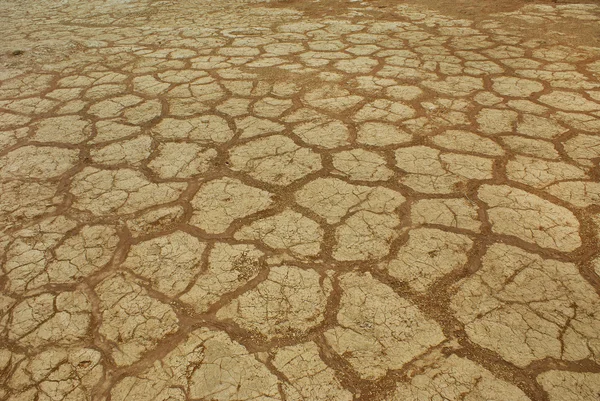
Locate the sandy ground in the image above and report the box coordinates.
[1,0,600,400]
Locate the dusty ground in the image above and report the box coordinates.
[1,0,600,399]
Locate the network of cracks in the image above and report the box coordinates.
[1,0,600,400]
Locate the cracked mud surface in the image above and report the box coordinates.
[1,0,600,399]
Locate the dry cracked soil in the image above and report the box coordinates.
[1,0,600,399]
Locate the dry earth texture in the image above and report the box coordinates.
[1,0,600,399]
